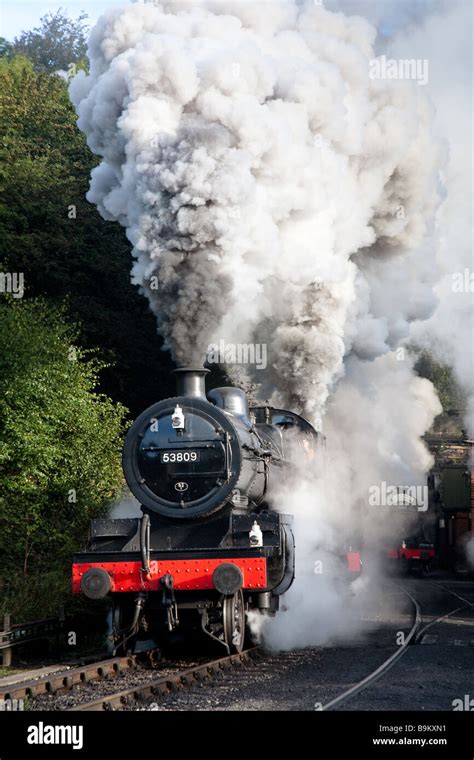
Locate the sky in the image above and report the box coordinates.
[0,0,453,42]
[0,0,125,40]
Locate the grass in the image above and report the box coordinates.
[0,665,21,677]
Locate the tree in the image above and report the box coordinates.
[0,55,176,416]
[0,299,127,617]
[12,9,89,73]
[414,351,465,413]
[0,38,13,60]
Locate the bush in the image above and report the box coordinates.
[0,299,127,619]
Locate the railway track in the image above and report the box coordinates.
[63,582,431,712]
[67,647,260,711]
[322,578,474,711]
[415,580,474,643]
[8,578,471,712]
[321,585,421,711]
[0,649,160,704]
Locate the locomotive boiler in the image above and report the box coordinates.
[72,368,320,653]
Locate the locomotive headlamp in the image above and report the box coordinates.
[171,404,185,430]
[212,563,243,595]
[80,567,112,599]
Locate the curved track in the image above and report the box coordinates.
[322,585,421,711]
[415,580,474,643]
[15,577,473,712]
[322,577,474,711]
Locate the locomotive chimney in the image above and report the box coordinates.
[173,367,210,399]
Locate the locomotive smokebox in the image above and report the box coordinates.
[173,367,210,399]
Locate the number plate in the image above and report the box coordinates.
[160,450,200,463]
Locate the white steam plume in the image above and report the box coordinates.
[71,1,463,649]
[70,0,440,427]
[389,0,474,435]
[262,352,442,648]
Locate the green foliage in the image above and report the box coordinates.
[0,50,175,621]
[12,9,89,73]
[0,55,175,415]
[0,38,13,60]
[414,350,465,412]
[0,300,127,600]
[0,570,70,621]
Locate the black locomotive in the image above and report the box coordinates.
[73,368,320,653]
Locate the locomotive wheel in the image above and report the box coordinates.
[222,589,245,653]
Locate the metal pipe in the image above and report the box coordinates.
[113,594,146,655]
[173,367,210,399]
[140,513,151,576]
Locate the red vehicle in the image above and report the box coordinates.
[386,538,436,575]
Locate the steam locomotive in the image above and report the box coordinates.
[380,491,436,575]
[72,368,321,653]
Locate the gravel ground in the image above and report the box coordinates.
[135,586,415,711]
[137,577,474,712]
[27,575,474,712]
[140,639,471,712]
[340,576,474,710]
[138,645,408,711]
